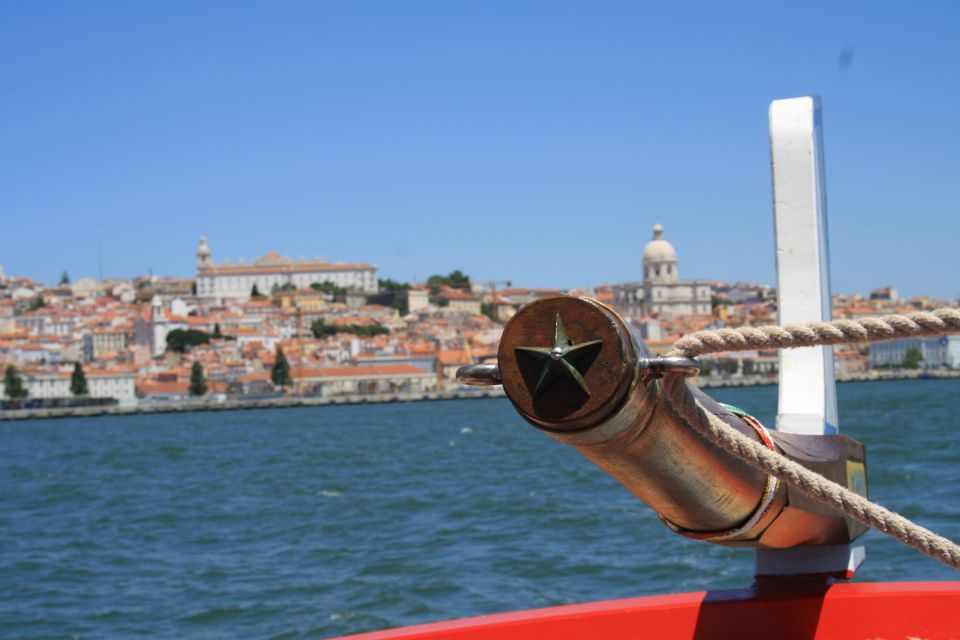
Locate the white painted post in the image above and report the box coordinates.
[755,96,865,578]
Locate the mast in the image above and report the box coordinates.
[757,96,865,578]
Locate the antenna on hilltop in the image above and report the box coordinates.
[97,223,104,281]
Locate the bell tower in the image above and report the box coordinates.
[196,235,213,271]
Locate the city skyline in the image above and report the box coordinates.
[2,2,958,299]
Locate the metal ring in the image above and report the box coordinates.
[639,356,701,377]
[456,363,502,386]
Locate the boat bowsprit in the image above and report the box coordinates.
[331,96,960,639]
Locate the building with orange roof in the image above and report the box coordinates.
[290,364,435,396]
[436,349,473,388]
[406,287,430,313]
[135,378,191,400]
[437,287,482,316]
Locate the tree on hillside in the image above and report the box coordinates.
[426,270,470,294]
[189,361,208,396]
[70,362,89,396]
[251,284,264,298]
[378,278,410,292]
[310,281,346,301]
[310,319,389,338]
[3,365,27,399]
[480,302,500,323]
[271,345,292,389]
[60,271,70,285]
[212,323,223,339]
[166,329,210,353]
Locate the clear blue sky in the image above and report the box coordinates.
[2,1,958,299]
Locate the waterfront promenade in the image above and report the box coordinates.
[5,369,959,422]
[0,388,506,421]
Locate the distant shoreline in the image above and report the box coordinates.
[694,369,960,389]
[3,370,958,422]
[0,388,507,422]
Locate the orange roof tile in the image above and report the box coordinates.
[291,364,430,379]
[136,380,190,395]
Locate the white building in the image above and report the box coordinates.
[133,297,188,356]
[90,329,130,357]
[406,288,430,313]
[71,278,106,299]
[870,335,960,369]
[195,236,378,299]
[290,364,437,396]
[20,369,136,402]
[613,224,712,319]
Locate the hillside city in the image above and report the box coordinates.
[2,226,958,412]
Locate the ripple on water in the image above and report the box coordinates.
[1,386,958,638]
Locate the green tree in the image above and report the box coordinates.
[902,346,924,369]
[3,364,28,399]
[60,271,70,285]
[426,270,471,294]
[212,323,223,339]
[378,278,410,292]
[27,295,46,311]
[310,281,346,300]
[189,361,208,396]
[70,362,89,396]
[310,319,336,337]
[310,319,389,338]
[480,302,500,323]
[251,284,264,298]
[165,328,210,353]
[271,345,292,389]
[391,296,409,315]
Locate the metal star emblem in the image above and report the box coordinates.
[515,314,603,398]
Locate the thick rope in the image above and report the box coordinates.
[669,308,960,358]
[659,308,960,568]
[661,375,960,569]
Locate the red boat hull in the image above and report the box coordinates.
[336,582,960,640]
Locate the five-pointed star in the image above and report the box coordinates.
[515,314,603,398]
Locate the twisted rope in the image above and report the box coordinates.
[660,306,960,569]
[660,375,960,569]
[669,308,960,358]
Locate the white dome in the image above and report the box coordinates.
[197,235,211,257]
[642,224,677,264]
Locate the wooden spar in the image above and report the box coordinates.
[756,96,865,578]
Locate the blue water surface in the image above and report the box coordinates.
[2,379,958,638]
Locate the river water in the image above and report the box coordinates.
[2,379,958,638]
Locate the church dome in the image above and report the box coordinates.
[197,235,211,257]
[642,224,677,264]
